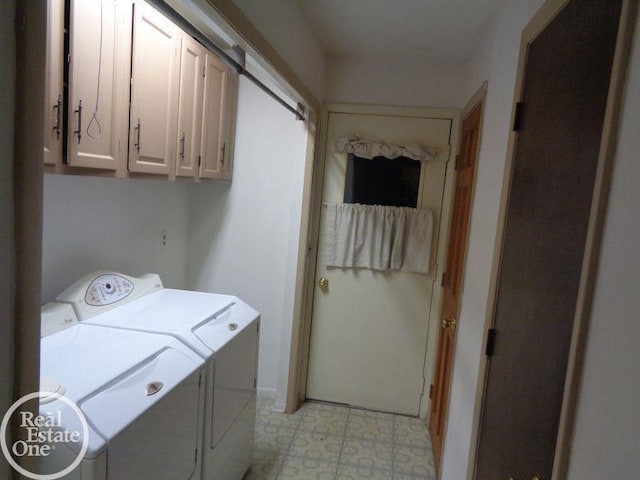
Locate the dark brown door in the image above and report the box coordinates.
[475,1,622,479]
[429,101,482,474]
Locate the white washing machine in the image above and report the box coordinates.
[39,302,206,480]
[56,272,260,480]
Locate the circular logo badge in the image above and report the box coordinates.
[1,391,90,480]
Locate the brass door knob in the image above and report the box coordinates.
[318,277,329,290]
[442,318,457,331]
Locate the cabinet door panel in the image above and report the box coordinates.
[199,53,228,179]
[219,72,238,180]
[176,36,204,178]
[68,0,128,170]
[44,0,64,166]
[129,1,179,175]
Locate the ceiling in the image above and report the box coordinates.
[296,0,506,62]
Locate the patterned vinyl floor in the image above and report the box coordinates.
[245,397,437,480]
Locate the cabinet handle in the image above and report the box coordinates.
[179,132,185,163]
[134,118,141,154]
[73,100,82,144]
[53,94,62,140]
[220,142,226,167]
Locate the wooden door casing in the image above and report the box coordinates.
[429,102,482,474]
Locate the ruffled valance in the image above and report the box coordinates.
[335,136,439,162]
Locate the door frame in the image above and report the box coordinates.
[288,103,460,416]
[467,1,637,479]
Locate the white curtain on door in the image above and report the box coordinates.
[325,203,433,274]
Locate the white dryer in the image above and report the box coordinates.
[56,272,260,480]
[39,302,206,480]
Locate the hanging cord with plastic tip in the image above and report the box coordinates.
[87,0,103,139]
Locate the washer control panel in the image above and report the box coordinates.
[85,273,134,306]
[56,271,163,320]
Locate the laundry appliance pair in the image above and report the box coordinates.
[38,272,259,480]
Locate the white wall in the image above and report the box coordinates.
[187,77,307,405]
[324,55,467,108]
[0,1,15,479]
[566,12,640,478]
[42,175,190,302]
[440,1,544,478]
[232,0,326,102]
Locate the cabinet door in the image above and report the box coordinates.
[175,35,204,178]
[129,1,180,175]
[44,0,64,166]
[219,71,239,181]
[68,0,131,170]
[198,52,228,179]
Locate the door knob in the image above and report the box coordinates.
[442,318,457,330]
[318,277,329,290]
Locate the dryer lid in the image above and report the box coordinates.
[84,289,237,357]
[192,300,260,353]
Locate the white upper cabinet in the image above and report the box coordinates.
[199,53,230,180]
[175,35,205,178]
[44,0,64,166]
[67,0,131,170]
[44,0,238,181]
[128,0,180,175]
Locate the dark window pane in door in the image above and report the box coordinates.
[344,154,421,207]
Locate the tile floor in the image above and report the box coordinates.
[246,397,437,480]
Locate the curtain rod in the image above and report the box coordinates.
[148,0,306,121]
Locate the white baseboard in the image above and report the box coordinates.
[272,399,286,413]
[256,387,287,413]
[257,387,277,400]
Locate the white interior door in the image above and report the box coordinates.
[306,111,451,415]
